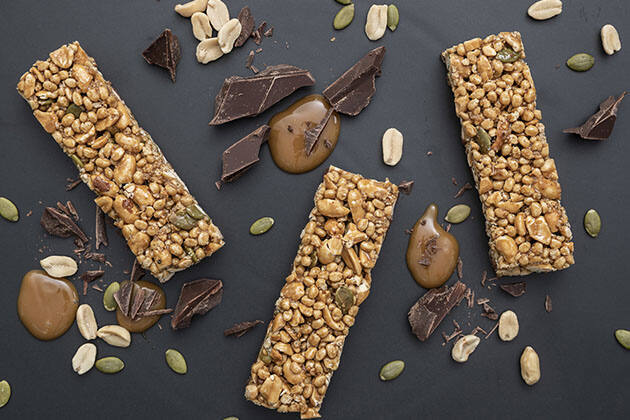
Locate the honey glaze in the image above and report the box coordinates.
[116,280,166,333]
[406,204,460,289]
[268,94,340,174]
[17,270,79,340]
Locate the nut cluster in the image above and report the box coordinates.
[17,42,224,282]
[442,32,574,276]
[245,166,398,419]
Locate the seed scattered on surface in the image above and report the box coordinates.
[165,349,188,374]
[95,356,125,374]
[445,204,471,224]
[475,127,491,153]
[382,127,403,166]
[498,310,519,341]
[387,5,399,31]
[223,417,239,420]
[250,217,274,235]
[333,4,355,30]
[601,24,621,55]
[72,343,97,375]
[584,209,601,237]
[379,360,405,381]
[335,0,352,4]
[520,346,541,385]
[97,325,132,348]
[496,47,521,63]
[615,329,630,350]
[0,197,19,222]
[566,53,594,72]
[196,38,224,64]
[0,380,10,408]
[76,304,98,340]
[103,282,120,311]
[40,255,78,278]
[365,4,388,41]
[451,334,481,363]
[527,0,562,20]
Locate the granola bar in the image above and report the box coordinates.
[245,166,399,418]
[17,42,224,282]
[442,32,574,276]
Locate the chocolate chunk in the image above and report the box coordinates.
[545,295,552,313]
[129,287,145,320]
[80,270,104,283]
[304,107,334,155]
[139,289,158,314]
[563,92,626,140]
[95,206,108,250]
[113,281,133,317]
[322,46,385,116]
[264,27,274,38]
[499,281,527,297]
[171,279,223,330]
[398,180,414,195]
[129,259,145,283]
[235,6,255,47]
[224,320,264,337]
[408,281,467,342]
[481,302,498,320]
[41,206,89,243]
[220,125,270,184]
[142,29,181,83]
[209,65,316,125]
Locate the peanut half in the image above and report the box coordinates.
[76,304,98,340]
[206,0,230,31]
[174,0,208,18]
[601,24,621,55]
[97,325,132,348]
[196,38,224,64]
[365,5,388,41]
[520,346,541,385]
[40,255,78,278]
[498,310,519,341]
[382,128,403,166]
[218,18,242,54]
[72,343,97,375]
[191,12,213,41]
[451,334,481,363]
[527,0,562,21]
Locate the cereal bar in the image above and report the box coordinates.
[17,42,224,282]
[442,32,574,276]
[245,166,399,418]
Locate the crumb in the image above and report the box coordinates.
[427,151,433,156]
[330,37,336,42]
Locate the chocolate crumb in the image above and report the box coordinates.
[142,28,181,82]
[481,270,487,286]
[481,302,498,320]
[66,178,82,191]
[130,288,146,320]
[255,48,263,53]
[224,320,264,337]
[26,210,32,217]
[404,228,413,235]
[83,280,88,296]
[129,259,145,283]
[250,65,259,74]
[80,270,104,283]
[84,252,105,263]
[476,298,490,305]
[66,200,79,221]
[246,50,255,69]
[427,151,433,156]
[445,223,451,232]
[451,177,458,186]
[140,308,173,317]
[485,322,499,339]
[499,281,527,297]
[454,182,473,199]
[95,206,108,250]
[56,201,70,217]
[215,181,223,190]
[92,285,103,292]
[398,180,414,195]
[113,281,133,317]
[264,26,273,37]
[545,295,552,312]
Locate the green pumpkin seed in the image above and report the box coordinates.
[65,103,84,118]
[335,286,355,314]
[223,417,239,420]
[566,53,594,72]
[445,204,471,224]
[584,209,601,237]
[0,380,10,408]
[170,211,197,230]
[103,282,120,311]
[250,217,275,235]
[335,0,352,4]
[95,356,124,374]
[379,360,405,381]
[496,47,521,63]
[333,4,354,30]
[165,349,188,374]
[387,5,399,31]
[40,98,54,110]
[0,197,19,222]
[475,127,491,153]
[186,203,206,220]
[70,154,84,169]
[615,329,630,350]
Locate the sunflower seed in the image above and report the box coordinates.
[475,127,491,153]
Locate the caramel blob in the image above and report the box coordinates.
[406,204,460,288]
[268,94,340,174]
[17,270,79,340]
[116,280,166,333]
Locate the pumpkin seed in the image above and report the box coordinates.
[335,0,352,4]
[95,356,124,374]
[379,360,405,381]
[71,154,84,169]
[615,329,630,350]
[0,380,10,408]
[333,4,354,30]
[0,197,19,222]
[185,203,206,220]
[335,286,355,314]
[223,418,239,420]
[65,103,84,118]
[445,204,471,224]
[103,282,120,311]
[496,47,521,63]
[387,5,399,31]
[250,216,274,235]
[566,53,594,72]
[170,211,197,230]
[475,127,491,153]
[584,209,601,237]
[165,349,188,374]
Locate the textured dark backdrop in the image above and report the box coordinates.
[1,1,629,419]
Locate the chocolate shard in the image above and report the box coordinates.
[220,125,270,184]
[129,287,145,320]
[140,308,173,317]
[171,279,223,330]
[41,206,89,243]
[209,65,316,125]
[140,288,158,314]
[66,200,79,221]
[408,281,467,342]
[95,206,108,250]
[224,320,264,337]
[481,302,498,320]
[80,270,105,283]
[129,259,145,283]
[113,281,133,317]
[563,92,626,140]
[142,29,181,83]
[304,107,334,155]
[499,281,527,297]
[398,180,414,195]
[545,295,552,313]
[322,46,385,116]
[235,6,255,48]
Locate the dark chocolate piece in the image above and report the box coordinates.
[454,182,472,199]
[264,27,273,38]
[95,206,108,250]
[129,288,145,320]
[398,180,414,195]
[563,92,626,140]
[220,125,270,183]
[41,206,89,243]
[408,281,467,342]
[66,178,82,191]
[129,259,145,283]
[142,29,181,83]
[84,252,105,263]
[209,65,315,125]
[322,46,385,116]
[171,279,223,330]
[235,6,255,47]
[304,107,334,155]
[113,281,133,317]
[139,308,173,317]
[252,21,266,45]
[246,50,255,69]
[224,320,264,337]
[140,288,158,314]
[481,302,498,320]
[499,281,527,297]
[545,295,552,312]
[66,200,79,221]
[80,270,104,283]
[56,201,70,217]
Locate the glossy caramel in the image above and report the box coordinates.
[116,280,166,333]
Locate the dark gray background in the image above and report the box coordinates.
[1,0,628,418]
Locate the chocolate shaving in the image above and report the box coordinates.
[408,281,467,342]
[264,27,273,37]
[445,224,451,232]
[140,308,173,317]
[129,259,145,283]
[481,270,487,286]
[499,281,527,297]
[140,289,158,314]
[235,6,255,48]
[454,182,472,198]
[56,201,70,217]
[84,252,105,263]
[476,298,490,305]
[66,178,82,191]
[398,180,414,195]
[481,302,498,320]
[457,257,463,279]
[304,107,334,155]
[80,270,104,283]
[545,295,552,312]
[83,280,88,296]
[224,320,264,337]
[66,200,79,221]
[323,46,385,116]
[171,279,223,330]
[92,285,103,292]
[563,92,626,140]
[142,28,181,82]
[113,281,133,317]
[451,177,458,186]
[41,206,89,243]
[485,322,499,339]
[210,65,315,125]
[250,65,259,74]
[246,50,255,69]
[95,206,108,250]
[472,326,487,335]
[220,125,270,183]
[251,29,262,45]
[129,288,145,320]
